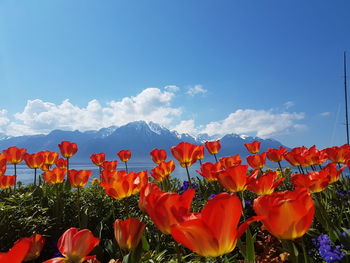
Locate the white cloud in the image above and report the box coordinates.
[284,101,295,110]
[0,109,10,133]
[186,85,207,96]
[201,109,305,138]
[164,85,180,92]
[320,112,331,117]
[7,87,182,136]
[172,120,200,135]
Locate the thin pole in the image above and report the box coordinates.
[344,51,349,144]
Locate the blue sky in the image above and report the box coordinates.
[0,0,349,148]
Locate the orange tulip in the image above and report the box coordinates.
[247,171,284,195]
[58,141,78,158]
[114,218,145,250]
[244,141,261,154]
[246,152,267,169]
[150,148,167,164]
[100,170,126,185]
[171,193,262,257]
[101,171,148,200]
[144,183,195,234]
[90,153,106,166]
[0,153,6,175]
[117,150,131,162]
[24,152,44,169]
[284,146,309,167]
[291,171,330,193]
[0,237,32,263]
[2,146,27,164]
[171,142,201,168]
[40,163,52,172]
[253,188,314,240]
[23,234,46,262]
[217,165,256,192]
[266,146,287,163]
[43,167,66,184]
[68,169,92,188]
[150,160,175,182]
[0,175,16,189]
[196,145,205,161]
[102,160,118,171]
[219,155,242,168]
[326,162,346,184]
[204,140,221,155]
[56,158,68,170]
[324,144,350,163]
[138,182,162,213]
[196,162,222,181]
[303,146,328,166]
[44,227,100,263]
[40,151,59,166]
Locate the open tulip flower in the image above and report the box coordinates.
[90,153,106,167]
[56,158,68,170]
[324,144,350,163]
[291,170,331,193]
[44,227,100,263]
[247,171,284,195]
[204,140,221,155]
[217,164,257,192]
[144,183,195,234]
[23,234,46,262]
[102,160,118,171]
[150,160,175,182]
[138,182,162,213]
[244,140,261,154]
[58,141,78,159]
[246,152,267,170]
[0,175,16,189]
[254,187,315,240]
[24,152,44,169]
[0,237,32,263]
[41,150,59,166]
[43,167,66,184]
[150,148,167,164]
[171,142,201,168]
[196,161,222,181]
[2,146,27,164]
[114,218,145,250]
[101,171,148,200]
[266,146,287,163]
[325,162,346,184]
[68,169,92,188]
[100,170,126,185]
[219,155,242,168]
[171,192,262,257]
[0,153,6,175]
[196,145,205,163]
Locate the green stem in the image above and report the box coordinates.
[301,238,309,263]
[77,187,81,228]
[125,161,128,173]
[175,241,182,263]
[34,168,37,186]
[213,153,218,163]
[184,164,193,188]
[14,163,17,189]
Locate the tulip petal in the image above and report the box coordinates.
[0,238,31,263]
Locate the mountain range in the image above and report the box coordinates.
[0,121,286,163]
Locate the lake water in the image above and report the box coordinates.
[5,161,202,185]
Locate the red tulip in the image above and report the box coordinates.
[58,141,78,158]
[219,155,242,168]
[326,162,346,184]
[205,140,221,155]
[171,193,262,257]
[44,227,100,263]
[150,160,175,182]
[117,150,131,162]
[2,146,27,164]
[138,182,162,213]
[144,183,195,234]
[23,234,46,262]
[24,152,44,169]
[68,169,92,188]
[196,145,205,161]
[102,160,118,171]
[0,153,6,175]
[196,162,222,181]
[150,148,167,164]
[56,158,68,170]
[171,142,201,168]
[217,165,256,192]
[101,171,148,200]
[284,146,309,167]
[291,171,330,193]
[100,170,126,185]
[266,146,287,163]
[0,237,32,263]
[324,144,350,163]
[253,188,314,240]
[114,218,145,250]
[246,152,267,169]
[90,153,106,166]
[40,151,59,166]
[40,163,51,172]
[0,175,16,189]
[247,171,284,195]
[43,167,66,184]
[244,141,261,154]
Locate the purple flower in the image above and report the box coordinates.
[208,194,216,200]
[313,234,345,263]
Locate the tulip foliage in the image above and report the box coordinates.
[0,141,349,263]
